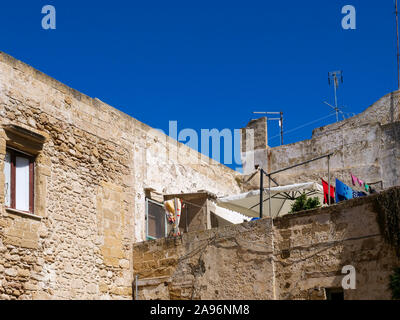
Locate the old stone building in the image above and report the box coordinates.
[0,52,240,299]
[0,51,399,300]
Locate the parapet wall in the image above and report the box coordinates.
[133,187,400,300]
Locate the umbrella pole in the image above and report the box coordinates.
[260,169,263,218]
[328,155,331,205]
[269,175,272,218]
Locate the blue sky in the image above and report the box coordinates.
[0,1,397,170]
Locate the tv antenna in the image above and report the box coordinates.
[326,70,345,122]
[323,101,346,120]
[252,111,283,145]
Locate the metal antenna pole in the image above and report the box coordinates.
[333,75,339,122]
[327,71,344,122]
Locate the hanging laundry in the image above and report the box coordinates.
[164,199,177,224]
[351,174,358,186]
[369,187,377,194]
[350,173,365,187]
[165,198,183,237]
[365,184,370,192]
[335,179,354,202]
[321,179,335,204]
[164,198,182,225]
[352,190,367,198]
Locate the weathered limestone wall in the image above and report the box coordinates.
[133,188,400,300]
[273,193,399,300]
[0,52,241,300]
[241,91,400,190]
[133,218,275,300]
[379,122,400,188]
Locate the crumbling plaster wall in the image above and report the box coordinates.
[241,91,400,190]
[0,52,241,300]
[133,188,400,300]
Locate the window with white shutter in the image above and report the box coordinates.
[3,148,34,213]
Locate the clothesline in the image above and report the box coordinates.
[321,172,378,204]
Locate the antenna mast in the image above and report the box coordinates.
[328,71,343,122]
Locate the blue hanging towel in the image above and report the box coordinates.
[352,190,367,198]
[335,179,354,202]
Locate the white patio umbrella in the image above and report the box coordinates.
[217,182,324,219]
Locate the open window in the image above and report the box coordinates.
[145,198,167,240]
[4,148,35,214]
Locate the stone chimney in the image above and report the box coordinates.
[241,117,268,153]
[240,117,269,174]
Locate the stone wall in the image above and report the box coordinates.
[0,51,241,300]
[133,218,275,300]
[241,91,400,191]
[273,192,399,300]
[133,187,400,300]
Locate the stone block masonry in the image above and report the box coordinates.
[133,187,400,300]
[0,51,241,300]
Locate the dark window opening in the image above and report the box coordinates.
[325,288,344,300]
[146,198,166,240]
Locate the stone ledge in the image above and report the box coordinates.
[3,124,48,144]
[136,275,171,287]
[5,208,42,221]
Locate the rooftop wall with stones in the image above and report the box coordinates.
[0,52,241,300]
[133,187,400,300]
[241,91,400,190]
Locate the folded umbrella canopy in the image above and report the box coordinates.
[213,205,253,225]
[217,182,324,219]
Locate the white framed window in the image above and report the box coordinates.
[3,148,35,213]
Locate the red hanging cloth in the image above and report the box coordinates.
[321,178,335,204]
